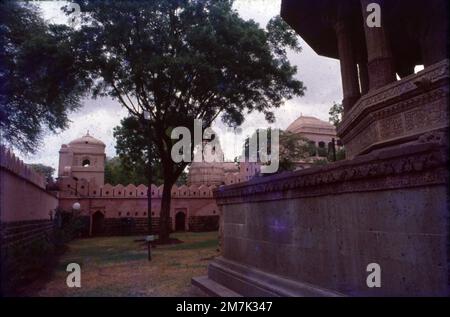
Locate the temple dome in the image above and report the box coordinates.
[68,131,105,147]
[286,115,336,136]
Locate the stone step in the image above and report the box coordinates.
[191,276,242,297]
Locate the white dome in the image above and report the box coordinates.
[69,131,105,147]
[286,115,336,136]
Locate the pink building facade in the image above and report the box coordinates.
[57,132,259,236]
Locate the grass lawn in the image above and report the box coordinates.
[31,231,219,297]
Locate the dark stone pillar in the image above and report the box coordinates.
[335,20,361,113]
[420,0,448,67]
[358,62,369,95]
[360,0,396,90]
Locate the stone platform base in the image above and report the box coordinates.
[193,257,344,297]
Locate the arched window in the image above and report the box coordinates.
[82,159,90,167]
[318,141,325,148]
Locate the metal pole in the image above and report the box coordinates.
[332,138,337,162]
[145,116,152,261]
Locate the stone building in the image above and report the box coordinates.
[194,0,449,297]
[58,131,106,186]
[285,115,340,168]
[57,132,259,236]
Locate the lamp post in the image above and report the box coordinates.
[142,111,153,261]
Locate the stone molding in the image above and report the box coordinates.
[214,142,448,205]
[336,59,449,157]
[339,59,449,132]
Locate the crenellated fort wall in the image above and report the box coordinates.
[57,179,223,234]
[0,146,58,258]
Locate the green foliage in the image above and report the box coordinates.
[1,234,56,296]
[244,129,314,173]
[105,156,148,185]
[329,102,343,127]
[28,163,55,183]
[312,158,328,166]
[317,146,328,158]
[53,209,89,246]
[0,2,90,153]
[112,116,164,185]
[335,148,346,161]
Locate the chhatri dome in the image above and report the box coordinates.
[285,114,337,147]
[286,115,336,136]
[68,131,106,149]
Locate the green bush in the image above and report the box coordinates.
[53,209,89,247]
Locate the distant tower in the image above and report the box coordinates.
[58,131,106,186]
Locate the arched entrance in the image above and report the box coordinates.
[175,211,186,231]
[92,211,104,236]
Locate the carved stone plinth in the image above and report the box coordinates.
[337,59,449,159]
[193,140,449,296]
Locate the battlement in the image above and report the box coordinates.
[0,146,46,189]
[59,178,222,199]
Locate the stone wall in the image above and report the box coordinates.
[204,141,449,296]
[0,147,59,295]
[58,178,222,234]
[189,215,220,232]
[0,147,58,251]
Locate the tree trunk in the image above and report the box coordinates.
[159,177,174,242]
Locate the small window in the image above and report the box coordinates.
[143,212,147,216]
[152,212,155,216]
[105,191,109,195]
[135,212,138,216]
[127,212,130,216]
[129,192,133,195]
[213,210,216,214]
[118,212,122,216]
[67,184,71,188]
[81,185,85,189]
[82,159,90,167]
[93,190,97,195]
[141,192,144,195]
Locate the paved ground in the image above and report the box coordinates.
[30,232,218,296]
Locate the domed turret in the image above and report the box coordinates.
[58,131,106,186]
[68,131,106,154]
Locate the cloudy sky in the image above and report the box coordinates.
[22,0,342,172]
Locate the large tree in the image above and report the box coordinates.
[28,163,55,184]
[112,116,187,186]
[329,102,343,127]
[0,1,90,153]
[113,116,164,185]
[71,0,305,242]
